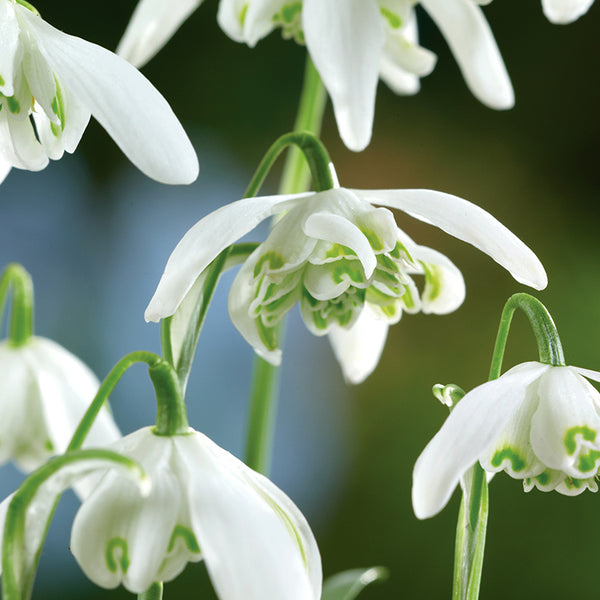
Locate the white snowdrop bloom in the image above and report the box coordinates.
[71,426,321,598]
[541,0,595,23]
[117,0,513,152]
[0,336,120,471]
[413,362,600,520]
[0,0,198,184]
[145,185,546,384]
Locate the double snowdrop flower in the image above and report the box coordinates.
[117,0,513,151]
[0,0,198,184]
[413,362,600,520]
[0,336,120,471]
[71,426,321,598]
[541,0,595,23]
[146,182,546,383]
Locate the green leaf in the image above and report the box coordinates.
[322,567,388,600]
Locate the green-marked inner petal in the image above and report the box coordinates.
[106,537,130,573]
[564,425,596,455]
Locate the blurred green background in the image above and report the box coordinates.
[2,0,600,598]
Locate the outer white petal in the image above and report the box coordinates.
[17,6,199,185]
[0,156,12,183]
[71,430,178,593]
[175,432,320,600]
[379,56,420,95]
[27,338,120,453]
[571,366,600,384]
[420,0,514,109]
[357,188,548,290]
[329,304,389,384]
[542,0,595,23]
[117,0,204,68]
[412,362,549,519]
[0,113,49,171]
[303,0,385,151]
[0,0,20,97]
[304,212,377,278]
[145,192,311,322]
[530,367,600,477]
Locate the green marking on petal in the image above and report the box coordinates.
[535,470,551,486]
[332,262,365,285]
[380,7,403,28]
[564,476,583,490]
[0,75,4,87]
[280,2,302,23]
[167,525,200,554]
[577,448,600,473]
[44,440,54,451]
[239,2,249,25]
[16,0,40,15]
[491,447,526,472]
[564,426,596,455]
[256,317,278,351]
[106,537,129,574]
[421,262,442,301]
[51,78,66,131]
[6,96,20,114]
[360,228,383,252]
[254,252,285,278]
[50,122,61,137]
[324,243,356,260]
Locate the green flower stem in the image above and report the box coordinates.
[68,351,187,451]
[489,293,565,379]
[453,293,564,600]
[138,582,163,600]
[244,54,327,475]
[2,449,146,600]
[0,263,34,347]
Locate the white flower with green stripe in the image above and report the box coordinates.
[145,185,547,384]
[413,362,600,520]
[0,0,198,184]
[117,0,512,151]
[71,426,321,598]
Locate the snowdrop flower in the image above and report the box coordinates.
[117,0,512,151]
[541,0,595,23]
[413,362,600,520]
[146,185,546,383]
[0,0,198,184]
[71,426,321,598]
[0,337,120,471]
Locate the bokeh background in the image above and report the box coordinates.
[1,1,599,598]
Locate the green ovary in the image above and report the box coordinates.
[491,447,527,472]
[564,426,596,455]
[106,537,129,573]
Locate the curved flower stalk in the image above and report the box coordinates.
[541,0,595,23]
[117,0,513,151]
[0,0,198,185]
[146,184,547,384]
[412,362,600,519]
[0,337,120,471]
[71,426,321,598]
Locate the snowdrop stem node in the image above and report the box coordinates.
[138,582,163,600]
[68,351,188,451]
[2,449,147,600]
[247,131,335,198]
[490,293,565,380]
[0,263,34,347]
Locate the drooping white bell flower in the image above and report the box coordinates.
[145,185,547,384]
[116,0,512,152]
[0,337,120,471]
[0,0,198,184]
[70,426,321,598]
[412,362,600,520]
[541,0,595,23]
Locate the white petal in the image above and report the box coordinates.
[27,338,120,453]
[531,367,600,477]
[420,0,514,109]
[412,362,549,519]
[379,56,420,95]
[71,431,177,593]
[176,432,320,600]
[357,188,548,290]
[0,1,20,96]
[542,0,595,23]
[0,112,49,171]
[571,366,600,384]
[329,305,389,384]
[0,155,12,183]
[117,0,203,68]
[17,6,199,184]
[145,192,310,322]
[303,0,384,151]
[304,212,377,278]
[244,0,289,46]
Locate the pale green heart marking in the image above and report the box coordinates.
[360,228,383,252]
[577,448,600,473]
[167,525,200,554]
[564,426,596,455]
[106,537,129,573]
[6,96,20,114]
[421,262,442,301]
[254,251,285,278]
[380,7,403,28]
[491,447,526,472]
